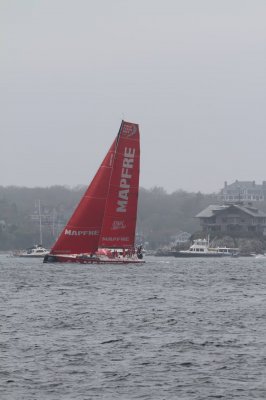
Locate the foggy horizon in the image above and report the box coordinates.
[1,1,266,194]
[2,178,266,198]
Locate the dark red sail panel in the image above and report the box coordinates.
[98,121,140,249]
[51,139,116,255]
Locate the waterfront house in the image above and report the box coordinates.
[220,180,266,202]
[196,203,266,235]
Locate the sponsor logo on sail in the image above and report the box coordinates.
[121,123,137,137]
[116,147,135,213]
[112,220,126,230]
[102,236,129,242]
[64,229,99,236]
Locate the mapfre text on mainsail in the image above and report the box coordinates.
[116,147,135,213]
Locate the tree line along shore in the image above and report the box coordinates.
[1,185,266,252]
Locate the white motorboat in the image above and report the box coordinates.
[13,244,49,258]
[254,253,266,259]
[174,238,239,258]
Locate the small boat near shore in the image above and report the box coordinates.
[253,253,266,259]
[174,238,239,258]
[13,244,49,258]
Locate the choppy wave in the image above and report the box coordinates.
[1,255,266,399]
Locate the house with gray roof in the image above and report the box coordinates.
[196,203,266,235]
[220,180,266,202]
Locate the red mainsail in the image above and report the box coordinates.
[50,120,140,255]
[98,121,140,249]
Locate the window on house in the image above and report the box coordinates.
[248,226,256,232]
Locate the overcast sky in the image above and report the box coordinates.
[1,0,266,193]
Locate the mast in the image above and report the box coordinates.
[38,200,42,245]
[98,121,123,237]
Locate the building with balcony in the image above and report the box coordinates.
[220,180,266,202]
[196,203,266,236]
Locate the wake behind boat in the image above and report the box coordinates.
[174,238,239,258]
[44,120,144,264]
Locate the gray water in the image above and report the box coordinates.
[1,255,266,400]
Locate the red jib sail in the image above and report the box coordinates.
[50,120,140,255]
[98,121,140,249]
[50,140,117,255]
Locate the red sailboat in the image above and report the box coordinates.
[44,120,144,264]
